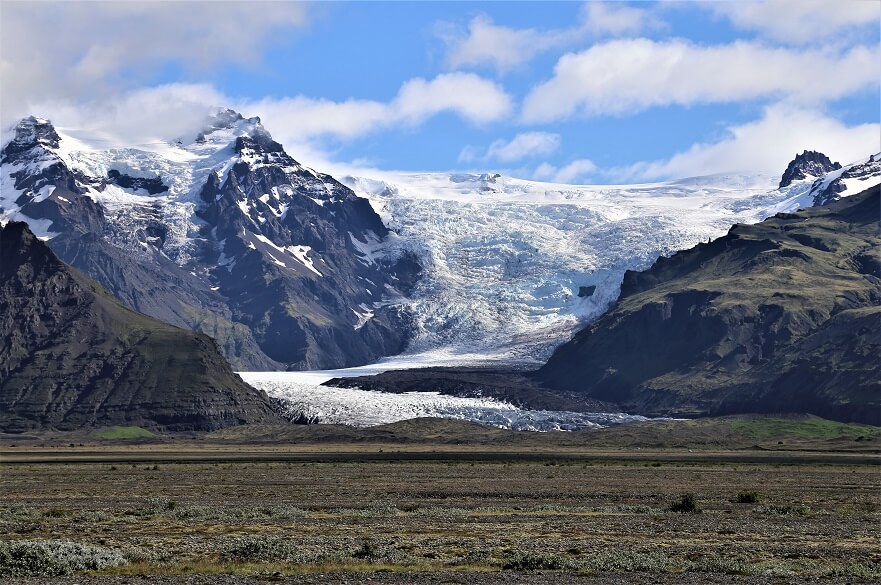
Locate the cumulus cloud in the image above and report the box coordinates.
[611,105,881,181]
[0,1,310,127]
[533,158,598,184]
[243,73,513,144]
[708,0,881,44]
[438,2,659,72]
[522,39,880,122]
[25,84,229,146]
[16,73,512,158]
[462,132,561,163]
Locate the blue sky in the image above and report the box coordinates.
[1,1,879,183]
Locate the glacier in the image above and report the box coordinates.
[339,169,821,364]
[240,370,654,431]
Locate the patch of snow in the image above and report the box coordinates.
[253,233,323,276]
[352,304,374,330]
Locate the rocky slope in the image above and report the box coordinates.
[538,186,881,424]
[0,221,282,432]
[778,150,840,188]
[0,113,420,370]
[809,153,881,207]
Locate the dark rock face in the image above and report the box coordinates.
[779,150,840,188]
[106,169,168,194]
[578,285,596,298]
[810,153,881,207]
[538,186,881,424]
[1,112,421,370]
[0,222,283,433]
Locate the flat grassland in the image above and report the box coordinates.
[0,417,879,584]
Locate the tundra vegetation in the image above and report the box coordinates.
[0,418,879,583]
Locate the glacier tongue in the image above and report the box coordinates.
[342,171,814,363]
[240,371,652,431]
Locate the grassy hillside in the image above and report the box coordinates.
[539,187,880,423]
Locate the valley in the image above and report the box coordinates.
[1,421,879,583]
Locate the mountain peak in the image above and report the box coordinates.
[779,150,841,189]
[193,107,263,145]
[2,116,61,160]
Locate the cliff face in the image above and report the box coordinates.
[0,221,283,432]
[779,150,840,188]
[538,186,881,424]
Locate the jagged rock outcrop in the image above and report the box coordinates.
[779,150,840,188]
[0,221,283,432]
[1,112,421,370]
[810,153,881,207]
[538,186,881,424]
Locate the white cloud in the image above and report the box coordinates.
[611,104,881,181]
[463,132,561,163]
[394,74,513,124]
[24,84,230,145]
[708,0,881,44]
[522,39,880,122]
[533,159,598,184]
[438,3,659,72]
[0,1,310,127]
[581,2,655,36]
[243,73,513,144]
[15,73,512,161]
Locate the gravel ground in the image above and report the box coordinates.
[5,572,879,585]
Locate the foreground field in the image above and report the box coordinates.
[1,421,879,584]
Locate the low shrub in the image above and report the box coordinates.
[735,491,759,504]
[502,553,563,571]
[0,540,126,577]
[669,493,701,513]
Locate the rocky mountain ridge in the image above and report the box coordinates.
[1,112,421,370]
[0,221,282,432]
[537,185,881,424]
[778,150,841,188]
[809,153,881,207]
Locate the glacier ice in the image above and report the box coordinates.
[240,370,653,431]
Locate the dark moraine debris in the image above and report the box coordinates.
[106,169,168,194]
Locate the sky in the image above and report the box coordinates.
[1,1,879,184]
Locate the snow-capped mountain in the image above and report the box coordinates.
[3,111,877,372]
[1,112,420,370]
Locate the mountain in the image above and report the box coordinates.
[537,186,881,424]
[778,150,840,188]
[808,153,881,207]
[4,111,880,373]
[0,221,282,432]
[0,113,420,370]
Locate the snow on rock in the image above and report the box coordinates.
[809,153,881,207]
